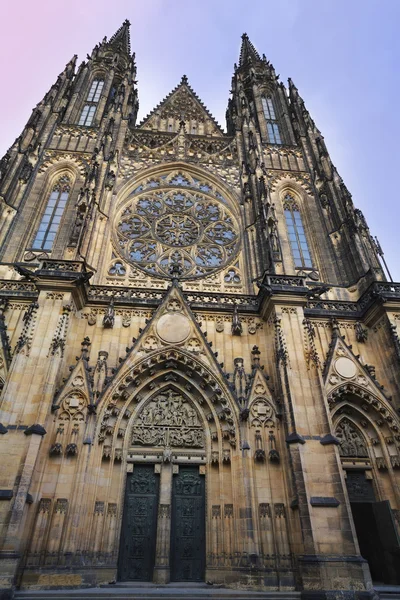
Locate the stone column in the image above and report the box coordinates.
[153,462,172,584]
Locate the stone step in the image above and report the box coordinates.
[14,586,301,600]
[374,586,400,600]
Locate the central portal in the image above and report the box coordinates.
[171,466,205,582]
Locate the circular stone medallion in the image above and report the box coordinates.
[156,313,191,344]
[334,357,357,379]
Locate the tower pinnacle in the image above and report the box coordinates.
[239,33,261,67]
[108,19,131,55]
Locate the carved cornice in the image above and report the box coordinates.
[1,270,400,317]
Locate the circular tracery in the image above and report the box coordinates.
[115,186,240,279]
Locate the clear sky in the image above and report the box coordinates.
[1,0,399,280]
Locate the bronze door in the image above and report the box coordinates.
[170,466,205,581]
[118,465,160,581]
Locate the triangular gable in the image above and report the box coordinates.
[124,281,226,373]
[246,368,280,427]
[323,324,391,402]
[138,76,225,137]
[52,355,94,412]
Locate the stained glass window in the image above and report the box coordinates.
[115,180,240,280]
[32,177,70,250]
[78,80,104,126]
[262,97,282,145]
[283,194,312,268]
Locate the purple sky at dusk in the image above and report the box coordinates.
[1,0,399,280]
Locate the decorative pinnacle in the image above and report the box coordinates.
[181,74,188,85]
[238,32,261,67]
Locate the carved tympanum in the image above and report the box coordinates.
[132,388,204,448]
[336,418,368,458]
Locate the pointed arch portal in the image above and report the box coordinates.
[330,391,400,584]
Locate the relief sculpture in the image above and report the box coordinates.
[132,389,204,448]
[336,418,368,458]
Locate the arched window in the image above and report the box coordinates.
[32,176,71,251]
[283,194,312,268]
[78,79,104,126]
[262,96,282,145]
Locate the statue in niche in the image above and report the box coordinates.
[336,419,368,458]
[132,388,204,448]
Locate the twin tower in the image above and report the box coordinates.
[0,20,399,600]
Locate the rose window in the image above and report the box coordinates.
[114,185,240,279]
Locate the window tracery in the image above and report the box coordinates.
[114,176,240,280]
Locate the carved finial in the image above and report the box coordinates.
[181,74,188,85]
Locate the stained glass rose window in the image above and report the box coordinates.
[114,184,240,279]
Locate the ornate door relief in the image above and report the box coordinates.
[171,466,205,582]
[118,465,160,581]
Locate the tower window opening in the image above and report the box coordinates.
[262,96,282,145]
[283,194,312,268]
[32,177,70,251]
[168,124,173,132]
[78,79,104,126]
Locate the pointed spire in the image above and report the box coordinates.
[239,33,261,67]
[108,19,131,55]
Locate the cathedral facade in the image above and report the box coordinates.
[0,21,399,599]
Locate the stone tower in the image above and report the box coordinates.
[0,23,399,599]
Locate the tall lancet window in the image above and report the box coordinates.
[283,194,312,268]
[262,96,282,144]
[78,79,104,126]
[32,176,71,251]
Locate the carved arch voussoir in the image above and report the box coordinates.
[269,173,313,196]
[329,383,400,439]
[95,347,240,455]
[38,154,88,178]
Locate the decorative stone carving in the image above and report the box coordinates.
[39,498,51,513]
[274,503,285,518]
[212,505,221,518]
[94,501,105,515]
[107,503,117,516]
[259,503,271,518]
[231,305,242,336]
[103,299,115,328]
[55,498,68,514]
[159,504,171,518]
[131,388,204,448]
[250,399,275,429]
[335,419,368,458]
[224,504,233,518]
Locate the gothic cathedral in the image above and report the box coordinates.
[0,21,399,600]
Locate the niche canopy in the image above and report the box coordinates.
[114,171,241,280]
